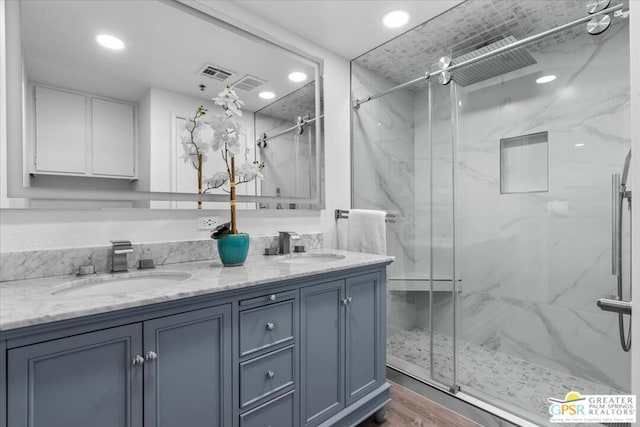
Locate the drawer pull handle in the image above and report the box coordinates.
[132,355,145,367]
[266,370,275,379]
[145,351,158,361]
[267,294,277,301]
[266,322,275,331]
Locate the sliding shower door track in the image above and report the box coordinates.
[386,365,541,427]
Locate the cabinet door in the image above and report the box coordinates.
[345,272,383,405]
[143,305,232,427]
[300,280,345,426]
[34,86,87,174]
[92,98,135,177]
[7,324,143,427]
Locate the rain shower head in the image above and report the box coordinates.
[451,36,537,87]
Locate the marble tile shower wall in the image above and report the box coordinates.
[352,65,417,280]
[441,25,630,392]
[352,64,420,334]
[353,23,631,392]
[0,233,323,282]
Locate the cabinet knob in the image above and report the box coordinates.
[342,297,352,305]
[145,351,158,361]
[267,294,277,301]
[266,370,275,379]
[266,322,275,331]
[132,355,145,367]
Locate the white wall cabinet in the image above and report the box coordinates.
[32,85,136,179]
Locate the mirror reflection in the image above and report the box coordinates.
[14,0,321,209]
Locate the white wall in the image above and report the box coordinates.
[0,0,351,251]
[0,0,7,209]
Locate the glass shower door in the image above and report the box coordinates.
[351,62,458,392]
[451,20,632,424]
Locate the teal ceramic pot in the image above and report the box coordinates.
[217,233,250,266]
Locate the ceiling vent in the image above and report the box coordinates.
[233,75,267,92]
[198,64,234,81]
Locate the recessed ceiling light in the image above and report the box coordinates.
[536,75,556,84]
[383,10,409,28]
[288,72,307,82]
[96,34,125,50]
[259,91,275,100]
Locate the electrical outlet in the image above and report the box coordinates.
[197,216,221,230]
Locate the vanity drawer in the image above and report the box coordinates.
[239,289,296,308]
[240,390,294,427]
[240,300,294,357]
[240,345,294,408]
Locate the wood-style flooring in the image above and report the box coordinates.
[358,381,480,427]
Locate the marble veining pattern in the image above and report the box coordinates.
[0,249,392,331]
[0,233,323,282]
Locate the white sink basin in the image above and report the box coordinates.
[52,271,192,296]
[272,253,346,265]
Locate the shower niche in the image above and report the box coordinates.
[500,131,548,194]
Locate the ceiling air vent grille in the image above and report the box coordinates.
[198,64,234,81]
[233,75,267,92]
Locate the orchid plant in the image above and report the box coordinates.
[181,84,264,234]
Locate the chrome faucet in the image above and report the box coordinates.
[111,240,133,272]
[278,231,301,254]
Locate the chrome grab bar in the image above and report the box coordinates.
[611,174,620,275]
[596,298,631,316]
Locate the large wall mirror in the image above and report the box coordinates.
[4,0,323,209]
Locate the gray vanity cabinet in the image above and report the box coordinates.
[2,263,391,427]
[300,280,345,425]
[301,271,384,426]
[6,305,231,427]
[143,305,232,427]
[7,324,144,427]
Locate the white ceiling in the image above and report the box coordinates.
[20,0,315,112]
[232,0,465,60]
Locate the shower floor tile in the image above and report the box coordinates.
[388,328,627,426]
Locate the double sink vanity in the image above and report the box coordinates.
[0,248,393,427]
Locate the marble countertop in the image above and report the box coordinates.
[0,249,393,332]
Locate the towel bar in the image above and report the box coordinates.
[334,209,397,223]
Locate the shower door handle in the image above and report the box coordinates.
[611,174,620,275]
[597,298,631,315]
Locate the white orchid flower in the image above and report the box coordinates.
[184,117,196,131]
[193,122,214,147]
[207,171,229,188]
[226,139,241,156]
[237,161,264,181]
[180,128,192,145]
[182,142,198,156]
[213,85,244,118]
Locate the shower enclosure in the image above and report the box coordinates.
[255,82,320,210]
[351,1,631,425]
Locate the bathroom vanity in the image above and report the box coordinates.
[0,251,393,427]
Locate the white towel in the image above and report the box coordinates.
[347,209,387,255]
